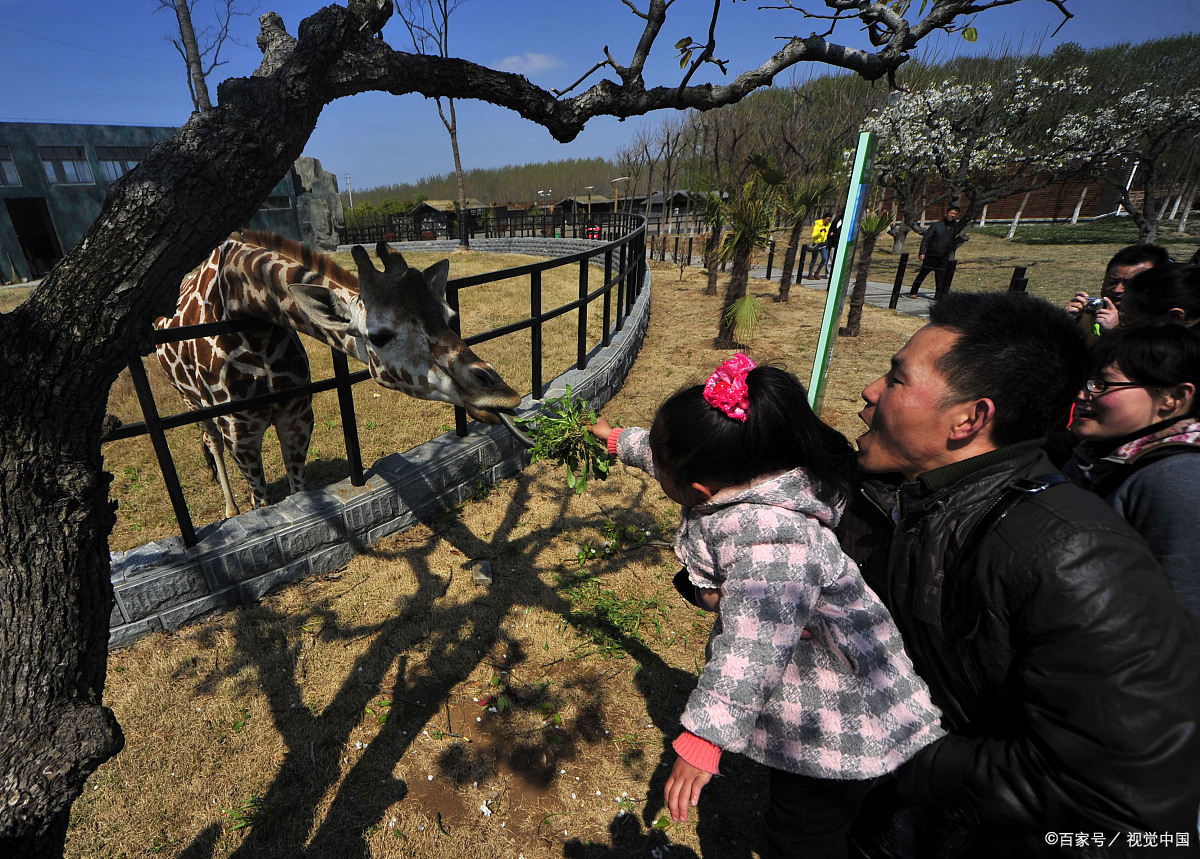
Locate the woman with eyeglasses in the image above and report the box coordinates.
[1064,323,1200,617]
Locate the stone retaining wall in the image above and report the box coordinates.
[107,240,650,649]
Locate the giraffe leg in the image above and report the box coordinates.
[220,413,272,510]
[276,396,314,497]
[200,419,241,519]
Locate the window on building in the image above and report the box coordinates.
[94,146,147,184]
[39,145,94,185]
[259,195,293,210]
[0,146,19,186]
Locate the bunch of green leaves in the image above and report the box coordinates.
[517,385,614,495]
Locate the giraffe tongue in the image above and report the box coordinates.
[498,412,535,449]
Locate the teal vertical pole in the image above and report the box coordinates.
[808,131,877,414]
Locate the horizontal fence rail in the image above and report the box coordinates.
[339,210,703,246]
[106,214,647,547]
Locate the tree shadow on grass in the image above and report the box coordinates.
[173,469,730,859]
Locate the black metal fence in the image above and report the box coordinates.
[338,210,713,246]
[105,214,648,546]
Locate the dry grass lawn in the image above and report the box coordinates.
[31,229,1159,858]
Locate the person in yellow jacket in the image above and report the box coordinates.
[807,213,831,279]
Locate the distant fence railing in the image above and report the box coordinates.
[338,210,706,245]
[105,214,648,547]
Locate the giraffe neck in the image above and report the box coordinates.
[220,238,369,363]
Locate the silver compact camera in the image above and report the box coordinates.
[1084,297,1104,312]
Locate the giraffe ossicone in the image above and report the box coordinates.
[156,231,522,519]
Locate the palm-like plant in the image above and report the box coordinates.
[697,191,726,296]
[715,178,775,348]
[839,210,894,337]
[775,177,835,302]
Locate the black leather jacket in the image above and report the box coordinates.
[919,217,963,259]
[841,442,1200,856]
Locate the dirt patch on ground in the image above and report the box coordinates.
[69,262,922,859]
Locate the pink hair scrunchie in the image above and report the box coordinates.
[703,353,757,422]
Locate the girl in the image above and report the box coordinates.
[1064,324,1200,618]
[589,355,943,859]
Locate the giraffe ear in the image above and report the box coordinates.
[289,284,354,333]
[424,259,450,300]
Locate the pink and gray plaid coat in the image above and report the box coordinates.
[615,427,945,780]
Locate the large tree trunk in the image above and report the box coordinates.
[776,224,803,303]
[0,5,395,850]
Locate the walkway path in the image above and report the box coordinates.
[662,248,935,320]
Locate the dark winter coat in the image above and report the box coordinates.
[1063,415,1200,618]
[839,442,1200,857]
[918,217,963,259]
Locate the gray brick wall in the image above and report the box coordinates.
[107,239,650,649]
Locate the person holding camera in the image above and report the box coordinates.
[1064,244,1170,343]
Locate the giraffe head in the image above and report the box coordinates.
[319,242,522,424]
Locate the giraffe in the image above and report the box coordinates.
[155,230,522,518]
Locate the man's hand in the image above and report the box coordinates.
[1065,291,1092,319]
[665,757,713,823]
[1095,296,1120,331]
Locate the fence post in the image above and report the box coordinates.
[446,280,469,436]
[577,258,589,370]
[126,358,198,547]
[602,248,613,348]
[531,270,543,398]
[798,244,809,279]
[617,241,627,327]
[330,350,365,486]
[1008,265,1029,292]
[765,240,775,280]
[687,236,693,267]
[936,258,958,301]
[889,253,910,309]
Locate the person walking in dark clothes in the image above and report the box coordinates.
[908,205,964,297]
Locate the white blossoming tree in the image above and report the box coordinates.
[1071,86,1200,243]
[865,65,1097,250]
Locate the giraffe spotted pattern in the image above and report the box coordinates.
[155,231,521,518]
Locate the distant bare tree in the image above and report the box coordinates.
[399,0,473,248]
[154,0,257,112]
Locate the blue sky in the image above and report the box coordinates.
[2,1,1198,191]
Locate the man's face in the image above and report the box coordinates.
[945,208,960,222]
[857,325,970,481]
[1101,261,1153,306]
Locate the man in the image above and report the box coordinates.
[908,204,965,297]
[824,211,843,273]
[1064,243,1171,343]
[842,291,1200,857]
[807,213,831,279]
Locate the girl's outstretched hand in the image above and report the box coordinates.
[587,417,614,442]
[665,757,713,823]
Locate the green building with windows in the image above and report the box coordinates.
[0,122,343,284]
